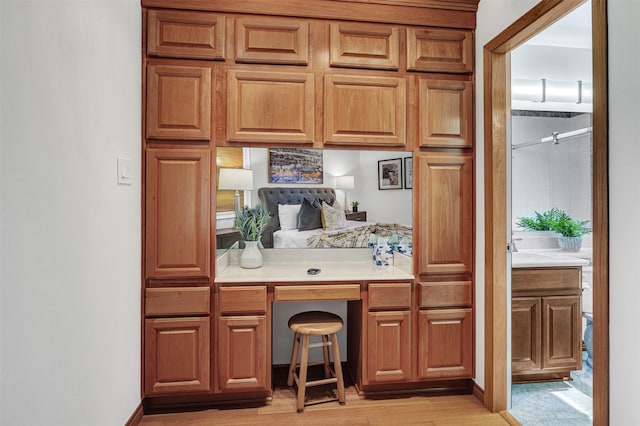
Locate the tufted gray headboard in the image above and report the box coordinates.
[258,187,336,248]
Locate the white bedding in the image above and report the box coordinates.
[273,221,373,248]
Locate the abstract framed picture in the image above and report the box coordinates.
[268,148,323,184]
[378,158,402,190]
[404,157,413,189]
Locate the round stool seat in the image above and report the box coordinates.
[288,311,343,336]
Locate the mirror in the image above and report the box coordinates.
[215,147,413,253]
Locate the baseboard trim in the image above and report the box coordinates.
[125,402,144,426]
[499,409,523,426]
[471,381,484,405]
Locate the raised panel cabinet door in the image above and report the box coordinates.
[235,17,309,65]
[145,317,210,395]
[418,77,473,148]
[147,10,225,60]
[418,308,473,380]
[366,311,411,384]
[146,149,210,279]
[542,295,582,370]
[407,28,473,73]
[324,75,406,147]
[416,152,473,275]
[227,70,314,144]
[512,297,542,373]
[147,64,212,140]
[329,22,399,70]
[219,315,268,392]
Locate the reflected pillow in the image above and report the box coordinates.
[278,204,302,231]
[321,201,348,231]
[297,198,323,231]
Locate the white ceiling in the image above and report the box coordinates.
[525,2,592,49]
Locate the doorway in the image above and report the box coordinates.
[482,0,609,424]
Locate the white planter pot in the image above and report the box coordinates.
[557,236,583,252]
[240,240,263,268]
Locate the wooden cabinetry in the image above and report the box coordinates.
[512,267,582,382]
[329,22,399,70]
[146,63,212,140]
[147,10,226,60]
[227,70,315,144]
[145,149,210,279]
[217,286,269,392]
[364,283,411,384]
[235,17,309,64]
[418,77,473,148]
[407,28,473,73]
[416,152,473,276]
[324,75,406,147]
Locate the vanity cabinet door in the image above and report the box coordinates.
[512,297,542,374]
[416,152,473,276]
[146,63,212,140]
[145,149,210,279]
[542,295,582,371]
[418,77,473,148]
[365,311,411,383]
[418,308,473,379]
[218,315,268,392]
[145,317,210,395]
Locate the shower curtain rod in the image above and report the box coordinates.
[512,126,592,150]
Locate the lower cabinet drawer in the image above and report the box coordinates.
[145,287,210,317]
[274,284,360,301]
[368,282,412,310]
[219,286,267,314]
[419,281,472,308]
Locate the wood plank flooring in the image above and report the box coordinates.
[140,368,511,425]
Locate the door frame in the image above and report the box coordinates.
[482,0,609,423]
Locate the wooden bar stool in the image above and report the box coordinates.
[286,311,346,413]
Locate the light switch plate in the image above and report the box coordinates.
[117,157,133,185]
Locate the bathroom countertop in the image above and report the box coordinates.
[512,250,590,268]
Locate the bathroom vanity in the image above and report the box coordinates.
[511,252,589,383]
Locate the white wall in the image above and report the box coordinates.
[475,0,540,389]
[608,0,640,422]
[0,1,141,425]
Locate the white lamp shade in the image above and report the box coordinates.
[335,175,355,190]
[218,168,254,191]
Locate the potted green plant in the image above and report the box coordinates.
[351,201,360,212]
[517,208,590,251]
[234,204,271,268]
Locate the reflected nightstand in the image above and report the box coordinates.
[345,211,366,222]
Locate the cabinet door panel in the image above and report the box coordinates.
[418,308,472,379]
[543,295,582,370]
[145,317,210,395]
[147,64,211,140]
[227,70,314,144]
[366,311,411,383]
[324,75,406,147]
[512,297,542,373]
[236,17,308,64]
[330,22,399,70]
[146,149,210,279]
[417,152,473,275]
[219,316,268,392]
[418,77,472,148]
[147,10,225,60]
[407,28,473,73]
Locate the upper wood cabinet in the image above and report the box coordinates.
[227,70,315,144]
[407,28,473,73]
[146,64,212,140]
[324,74,406,147]
[145,149,210,279]
[416,152,473,276]
[147,10,226,60]
[329,22,399,70]
[235,17,309,65]
[418,77,473,148]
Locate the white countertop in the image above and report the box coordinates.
[512,250,590,268]
[215,248,414,283]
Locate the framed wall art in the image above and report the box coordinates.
[378,158,402,190]
[404,157,413,189]
[268,148,323,184]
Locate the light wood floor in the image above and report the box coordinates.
[141,369,512,426]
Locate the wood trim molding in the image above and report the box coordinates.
[483,0,609,422]
[125,402,144,426]
[141,0,478,28]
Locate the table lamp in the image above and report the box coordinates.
[218,168,254,216]
[335,175,355,212]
